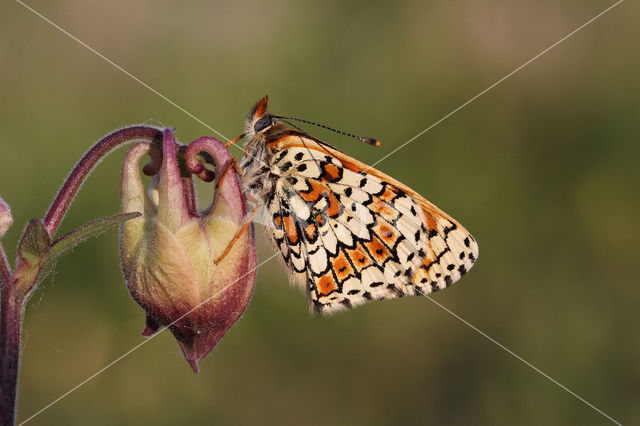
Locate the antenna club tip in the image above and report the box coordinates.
[363,137,381,147]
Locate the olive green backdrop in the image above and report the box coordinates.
[1,1,638,425]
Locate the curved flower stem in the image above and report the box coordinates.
[44,126,163,237]
[1,125,164,426]
[184,137,245,221]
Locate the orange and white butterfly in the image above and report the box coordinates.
[236,96,478,314]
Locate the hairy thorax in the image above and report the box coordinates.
[238,135,274,198]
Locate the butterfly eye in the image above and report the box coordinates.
[254,116,272,133]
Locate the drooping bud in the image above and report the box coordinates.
[0,197,12,238]
[120,129,256,372]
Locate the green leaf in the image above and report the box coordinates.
[13,219,52,297]
[12,213,140,299]
[17,219,51,267]
[48,212,141,261]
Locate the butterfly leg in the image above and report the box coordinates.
[215,157,244,188]
[243,192,261,205]
[214,201,261,265]
[225,133,246,148]
[213,156,258,264]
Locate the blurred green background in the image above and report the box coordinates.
[1,0,638,424]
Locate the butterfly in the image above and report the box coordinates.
[235,96,478,314]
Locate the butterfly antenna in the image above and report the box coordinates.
[279,119,305,133]
[273,115,381,147]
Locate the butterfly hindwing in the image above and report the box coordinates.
[264,137,441,313]
[240,97,478,314]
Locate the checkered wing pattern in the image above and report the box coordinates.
[263,136,478,314]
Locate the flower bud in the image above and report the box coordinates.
[120,129,256,372]
[0,197,12,238]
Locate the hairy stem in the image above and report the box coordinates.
[0,284,23,426]
[43,126,163,237]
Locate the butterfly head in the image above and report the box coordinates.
[244,95,284,142]
[240,95,381,148]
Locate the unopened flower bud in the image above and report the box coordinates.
[120,129,256,372]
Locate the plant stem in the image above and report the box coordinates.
[0,125,164,425]
[0,283,23,426]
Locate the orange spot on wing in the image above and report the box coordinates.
[282,215,298,244]
[364,236,392,263]
[321,163,341,182]
[300,180,329,203]
[378,186,398,203]
[345,247,373,272]
[316,274,338,296]
[372,221,397,245]
[421,249,436,265]
[304,223,317,240]
[326,192,342,217]
[371,199,396,219]
[424,214,438,234]
[331,251,355,281]
[300,180,342,217]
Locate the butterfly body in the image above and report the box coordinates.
[238,96,478,314]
